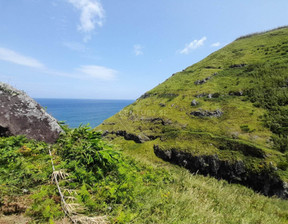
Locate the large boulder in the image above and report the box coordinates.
[0,82,63,143]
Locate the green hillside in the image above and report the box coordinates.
[97,27,288,198]
[2,27,288,224]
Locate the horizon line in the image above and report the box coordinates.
[33,97,136,101]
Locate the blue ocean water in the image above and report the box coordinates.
[35,99,134,128]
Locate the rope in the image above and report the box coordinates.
[49,147,77,224]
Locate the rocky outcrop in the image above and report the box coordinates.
[191,99,198,106]
[139,92,151,99]
[229,64,247,68]
[195,93,209,98]
[139,92,178,100]
[0,82,63,143]
[140,117,172,126]
[194,73,218,85]
[110,130,158,143]
[154,145,288,199]
[195,92,220,99]
[229,91,244,96]
[194,78,209,85]
[190,109,223,117]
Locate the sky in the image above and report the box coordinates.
[0,0,287,99]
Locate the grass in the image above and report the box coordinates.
[97,26,288,185]
[1,127,288,223]
[108,136,288,224]
[2,27,288,223]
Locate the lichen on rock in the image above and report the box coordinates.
[0,82,63,143]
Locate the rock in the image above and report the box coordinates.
[102,130,109,137]
[140,117,172,126]
[196,92,220,99]
[196,93,208,98]
[0,82,63,143]
[212,93,220,98]
[194,74,215,85]
[102,122,115,125]
[190,109,223,117]
[194,79,206,85]
[113,130,158,143]
[204,66,217,69]
[153,146,288,199]
[115,130,142,143]
[138,133,151,143]
[229,91,243,96]
[191,99,198,106]
[229,64,247,68]
[139,92,151,99]
[159,103,166,107]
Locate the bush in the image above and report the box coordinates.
[244,63,288,152]
[0,125,171,223]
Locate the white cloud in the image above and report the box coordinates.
[0,47,45,68]
[76,65,117,81]
[0,47,116,81]
[134,44,143,56]
[67,0,105,37]
[211,42,221,47]
[44,65,117,81]
[63,41,87,52]
[179,37,207,54]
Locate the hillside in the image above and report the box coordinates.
[1,126,288,224]
[97,27,288,198]
[1,27,288,223]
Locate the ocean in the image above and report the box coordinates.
[35,99,134,128]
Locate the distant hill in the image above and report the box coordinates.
[97,26,288,198]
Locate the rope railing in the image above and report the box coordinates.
[49,146,108,224]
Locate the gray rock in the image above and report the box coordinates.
[229,91,243,96]
[102,130,109,137]
[154,146,288,199]
[143,117,172,126]
[138,133,151,143]
[113,130,159,143]
[139,92,151,99]
[191,99,198,106]
[190,109,223,117]
[194,73,215,85]
[229,64,247,68]
[0,82,63,143]
[194,79,206,85]
[196,93,220,99]
[195,93,208,98]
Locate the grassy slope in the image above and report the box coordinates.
[2,28,288,224]
[2,128,288,223]
[97,27,288,182]
[94,27,288,222]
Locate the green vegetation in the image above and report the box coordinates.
[2,27,288,223]
[98,27,288,184]
[1,125,288,223]
[0,126,171,223]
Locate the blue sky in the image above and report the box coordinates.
[0,0,287,99]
